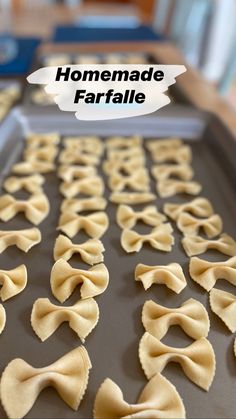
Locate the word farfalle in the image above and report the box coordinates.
[121,223,174,253]
[58,211,109,238]
[135,263,187,294]
[0,193,50,225]
[0,228,41,253]
[116,204,166,229]
[54,234,105,264]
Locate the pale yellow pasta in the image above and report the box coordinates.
[106,135,142,149]
[163,197,214,221]
[24,145,58,163]
[121,223,174,253]
[107,146,143,161]
[0,265,27,301]
[182,233,236,257]
[139,332,216,391]
[209,288,236,333]
[177,212,223,238]
[59,149,99,165]
[93,374,186,419]
[31,88,55,105]
[58,211,109,239]
[26,132,60,149]
[109,191,156,205]
[189,256,236,291]
[60,177,104,198]
[146,138,183,154]
[103,157,144,175]
[63,136,104,155]
[142,299,210,340]
[58,165,97,182]
[116,204,166,229]
[0,346,91,419]
[0,304,6,335]
[31,297,99,341]
[151,163,193,181]
[54,234,105,264]
[12,160,55,174]
[135,263,187,294]
[150,145,192,164]
[108,168,150,192]
[3,174,45,194]
[157,179,202,198]
[0,228,41,253]
[50,259,109,302]
[0,194,50,225]
[61,197,107,214]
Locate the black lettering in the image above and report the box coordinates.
[74,90,86,103]
[83,70,100,81]
[101,71,111,81]
[153,70,164,81]
[55,66,70,81]
[135,92,145,103]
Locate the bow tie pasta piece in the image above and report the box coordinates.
[106,135,142,149]
[121,223,174,253]
[58,211,109,239]
[139,332,216,391]
[0,265,27,301]
[54,235,105,264]
[107,147,144,161]
[151,145,192,164]
[108,169,150,192]
[110,192,156,205]
[12,160,55,174]
[26,132,60,149]
[146,138,183,154]
[182,233,236,257]
[117,205,166,229]
[164,197,214,221]
[209,288,236,333]
[50,259,109,302]
[61,197,107,214]
[157,179,202,198]
[177,212,223,238]
[24,145,58,163]
[31,297,99,342]
[135,263,187,294]
[59,149,100,165]
[60,177,105,199]
[0,304,6,334]
[3,174,45,194]
[64,136,104,155]
[0,194,50,225]
[93,374,186,419]
[0,346,91,419]
[151,164,194,181]
[103,157,144,176]
[0,228,41,253]
[142,299,209,340]
[189,256,236,291]
[58,165,97,182]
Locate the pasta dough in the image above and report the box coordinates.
[0,228,41,253]
[146,138,183,154]
[142,299,210,340]
[121,223,174,253]
[107,147,143,161]
[164,197,214,221]
[59,149,99,165]
[103,157,144,176]
[54,234,105,264]
[26,132,60,149]
[177,212,223,238]
[108,169,150,192]
[58,211,109,239]
[139,332,216,391]
[0,304,6,334]
[12,160,55,174]
[93,374,186,419]
[116,204,166,229]
[110,192,156,204]
[24,145,58,163]
[60,177,104,198]
[182,233,236,257]
[58,165,97,182]
[31,297,99,341]
[150,145,192,164]
[3,174,45,194]
[0,265,27,301]
[0,194,50,225]
[64,136,103,155]
[189,256,236,291]
[151,163,193,181]
[209,288,236,333]
[0,346,91,419]
[50,260,109,302]
[106,135,142,149]
[157,179,202,198]
[135,263,187,294]
[61,197,107,214]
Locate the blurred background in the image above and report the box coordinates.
[0,0,235,114]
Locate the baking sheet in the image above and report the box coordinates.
[0,107,235,419]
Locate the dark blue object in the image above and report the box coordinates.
[53,25,165,43]
[0,37,40,76]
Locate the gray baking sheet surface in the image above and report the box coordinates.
[0,110,235,419]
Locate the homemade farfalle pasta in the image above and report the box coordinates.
[93,374,186,419]
[63,136,103,155]
[54,235,105,264]
[31,297,99,341]
[150,145,192,164]
[12,160,55,174]
[0,346,91,419]
[108,169,150,192]
[107,147,144,161]
[110,192,156,205]
[0,304,6,334]
[0,194,50,225]
[146,138,183,154]
[177,212,223,238]
[139,332,216,391]
[60,177,104,198]
[163,197,214,221]
[106,135,142,149]
[59,149,99,165]
[135,263,187,294]
[0,265,27,301]
[103,157,144,176]
[50,259,109,302]
[0,228,41,253]
[3,174,45,194]
[61,197,107,214]
[26,132,60,149]
[58,165,97,182]
[182,233,236,257]
[142,299,210,340]
[58,211,109,239]
[189,256,236,291]
[24,145,58,163]
[151,163,193,181]
[157,179,202,198]
[121,223,174,253]
[209,288,236,333]
[116,205,166,229]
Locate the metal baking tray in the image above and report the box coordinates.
[0,106,236,419]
